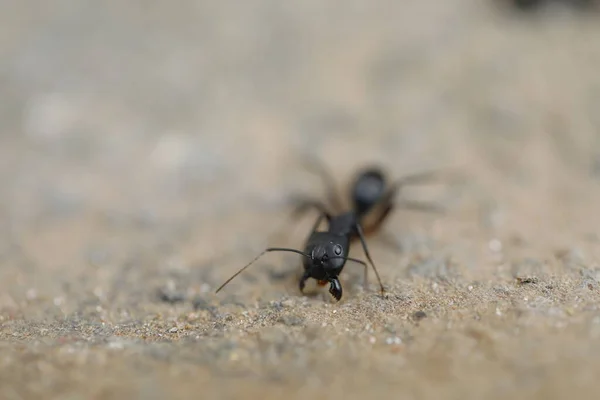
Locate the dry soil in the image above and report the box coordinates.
[3,1,600,399]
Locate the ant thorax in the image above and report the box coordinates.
[327,212,357,237]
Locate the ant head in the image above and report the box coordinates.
[308,240,346,273]
[351,167,386,216]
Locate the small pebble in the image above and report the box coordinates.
[412,311,427,321]
[277,314,304,326]
[281,299,294,308]
[192,296,215,313]
[169,327,178,333]
[516,276,538,285]
[489,239,502,253]
[157,287,186,304]
[269,301,284,311]
[385,337,402,345]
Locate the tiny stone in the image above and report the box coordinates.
[277,314,304,326]
[516,276,538,285]
[412,311,427,321]
[192,296,215,312]
[157,287,186,304]
[386,337,402,345]
[489,239,502,253]
[169,327,178,333]
[369,336,376,344]
[281,299,294,308]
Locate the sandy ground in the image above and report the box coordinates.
[3,1,600,399]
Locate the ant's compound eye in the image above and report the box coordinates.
[333,244,343,256]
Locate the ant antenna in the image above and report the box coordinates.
[215,248,312,294]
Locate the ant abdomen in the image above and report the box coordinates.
[350,167,387,217]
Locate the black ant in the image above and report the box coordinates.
[506,0,596,11]
[215,160,449,301]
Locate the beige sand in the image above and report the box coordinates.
[2,1,600,399]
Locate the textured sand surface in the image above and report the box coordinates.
[3,1,600,399]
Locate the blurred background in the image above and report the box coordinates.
[2,0,600,302]
[3,0,600,397]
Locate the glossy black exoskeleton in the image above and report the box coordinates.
[215,159,448,301]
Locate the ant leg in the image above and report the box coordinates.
[396,199,446,214]
[268,197,331,245]
[329,277,342,301]
[299,270,310,294]
[382,168,461,212]
[309,213,326,234]
[300,155,345,212]
[355,223,386,298]
[361,184,446,237]
[362,260,369,291]
[362,203,395,236]
[291,197,332,221]
[388,168,461,189]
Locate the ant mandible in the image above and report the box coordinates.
[215,158,446,301]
